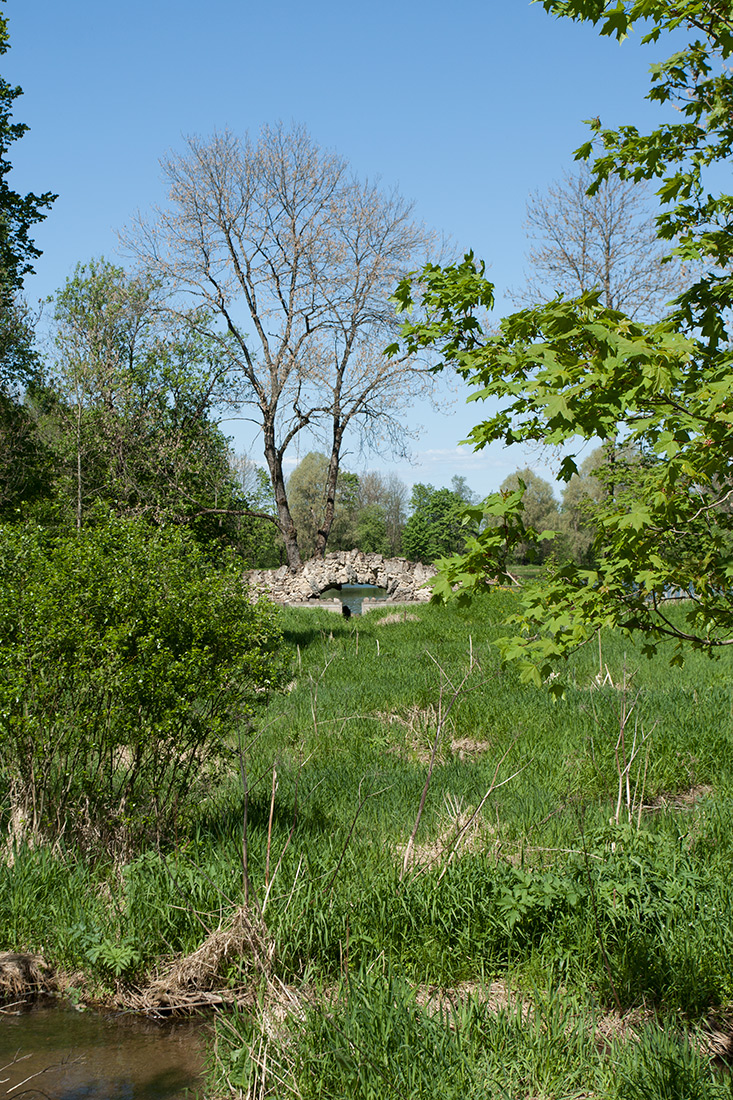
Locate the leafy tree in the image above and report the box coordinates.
[229,453,284,567]
[558,443,646,565]
[355,469,408,555]
[355,504,390,556]
[0,3,55,514]
[0,519,283,853]
[401,482,477,564]
[499,467,560,564]
[0,2,55,390]
[286,452,361,559]
[557,448,606,565]
[393,0,733,685]
[47,259,245,545]
[449,475,478,505]
[0,379,54,519]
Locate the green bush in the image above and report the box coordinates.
[0,519,283,853]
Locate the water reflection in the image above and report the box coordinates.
[319,583,388,615]
[0,1002,206,1099]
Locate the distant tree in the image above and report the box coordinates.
[558,442,650,566]
[499,467,559,563]
[401,482,477,564]
[355,504,389,556]
[355,469,408,555]
[330,470,361,551]
[128,123,438,568]
[286,452,361,559]
[449,475,478,505]
[229,453,283,567]
[518,165,684,319]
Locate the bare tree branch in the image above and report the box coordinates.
[125,124,440,568]
[515,165,688,319]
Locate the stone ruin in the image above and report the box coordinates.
[246,549,437,605]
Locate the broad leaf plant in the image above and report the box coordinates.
[391,1,733,689]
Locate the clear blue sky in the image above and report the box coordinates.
[5,0,672,496]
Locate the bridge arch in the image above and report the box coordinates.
[247,550,437,604]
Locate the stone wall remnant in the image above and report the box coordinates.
[246,550,437,605]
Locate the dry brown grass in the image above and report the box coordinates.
[375,706,491,767]
[373,611,419,625]
[398,792,497,874]
[450,736,492,759]
[646,784,713,810]
[0,952,55,1002]
[128,905,273,1015]
[376,704,447,764]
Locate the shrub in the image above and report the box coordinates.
[0,519,283,854]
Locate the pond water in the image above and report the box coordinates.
[0,1002,207,1099]
[319,583,388,615]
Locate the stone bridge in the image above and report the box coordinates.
[246,550,437,605]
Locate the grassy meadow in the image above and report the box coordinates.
[3,592,733,1097]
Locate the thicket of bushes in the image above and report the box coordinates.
[0,518,283,855]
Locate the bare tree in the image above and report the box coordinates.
[517,165,685,318]
[127,124,438,569]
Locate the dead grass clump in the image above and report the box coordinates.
[398,794,496,873]
[416,979,517,1017]
[373,611,419,625]
[646,784,713,811]
[131,905,272,1015]
[376,704,452,764]
[593,1005,656,1055]
[700,1009,733,1066]
[0,952,55,1001]
[450,736,492,759]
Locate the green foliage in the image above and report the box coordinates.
[0,1,55,397]
[0,2,55,309]
[613,1024,733,1100]
[43,258,250,548]
[357,470,409,555]
[217,966,733,1100]
[286,451,362,557]
[0,386,54,518]
[229,455,284,567]
[402,481,478,564]
[355,502,390,555]
[0,518,283,852]
[499,467,560,564]
[219,973,608,1100]
[393,1,733,684]
[0,3,55,515]
[2,595,733,1097]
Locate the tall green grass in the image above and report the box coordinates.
[2,592,733,1093]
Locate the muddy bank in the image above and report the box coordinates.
[0,905,269,1017]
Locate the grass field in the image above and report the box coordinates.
[3,592,733,1097]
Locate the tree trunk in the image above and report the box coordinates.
[263,427,302,570]
[314,424,344,560]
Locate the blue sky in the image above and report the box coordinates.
[5,1,673,497]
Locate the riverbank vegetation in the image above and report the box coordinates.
[2,596,733,1096]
